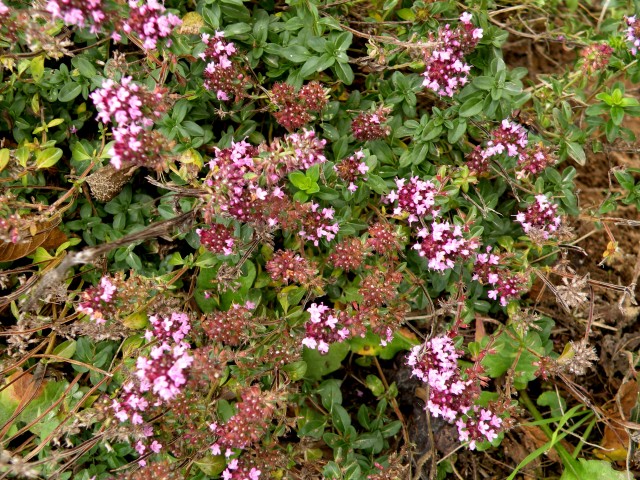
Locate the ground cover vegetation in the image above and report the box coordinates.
[1,0,640,478]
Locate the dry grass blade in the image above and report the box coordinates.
[20,210,196,313]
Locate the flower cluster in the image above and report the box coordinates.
[385,177,442,223]
[270,81,327,131]
[366,222,401,256]
[0,1,8,15]
[205,132,328,225]
[297,203,340,246]
[206,139,260,222]
[328,238,366,271]
[202,302,254,346]
[112,311,193,427]
[209,386,274,479]
[484,119,528,159]
[515,143,555,179]
[302,303,352,353]
[90,77,167,127]
[145,312,191,344]
[422,13,483,96]
[0,213,21,244]
[413,221,479,272]
[359,268,403,308]
[119,0,181,50]
[351,106,391,141]
[580,43,613,74]
[111,126,169,170]
[201,31,245,101]
[626,16,640,55]
[197,223,236,255]
[266,250,318,285]
[76,276,117,324]
[407,335,502,449]
[334,149,369,192]
[45,0,110,32]
[473,247,529,306]
[466,119,532,175]
[90,77,169,169]
[264,130,327,181]
[515,194,563,241]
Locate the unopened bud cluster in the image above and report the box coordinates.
[271,81,327,131]
[351,106,391,141]
[580,43,613,74]
[197,223,236,255]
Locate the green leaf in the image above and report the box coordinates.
[459,95,485,117]
[279,45,312,63]
[365,375,385,397]
[0,148,9,172]
[610,106,624,126]
[318,379,342,410]
[30,55,45,82]
[72,56,97,78]
[298,419,326,438]
[194,454,227,477]
[559,459,628,480]
[58,82,82,102]
[51,340,77,361]
[396,8,415,20]
[448,119,467,143]
[289,171,312,190]
[71,142,92,162]
[36,148,63,169]
[566,142,586,166]
[300,53,335,78]
[224,22,252,36]
[331,404,351,432]
[333,61,354,85]
[472,76,495,90]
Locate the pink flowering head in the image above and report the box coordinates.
[335,149,369,189]
[484,119,528,160]
[123,0,181,51]
[202,31,247,101]
[422,14,482,96]
[385,176,442,223]
[516,143,556,179]
[515,194,563,241]
[91,77,167,127]
[135,343,193,402]
[626,16,640,55]
[77,275,117,324]
[197,223,237,255]
[146,312,191,345]
[474,247,529,306]
[297,202,339,246]
[45,0,112,31]
[412,221,479,271]
[302,303,354,353]
[351,107,391,141]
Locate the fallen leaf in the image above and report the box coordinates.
[598,380,638,461]
[0,217,65,262]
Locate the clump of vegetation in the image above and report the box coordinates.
[2,0,640,479]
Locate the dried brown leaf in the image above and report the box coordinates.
[0,218,65,262]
